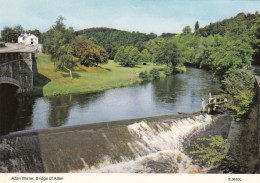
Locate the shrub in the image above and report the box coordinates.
[221,70,255,120]
[190,135,229,168]
[150,68,160,80]
[139,71,151,81]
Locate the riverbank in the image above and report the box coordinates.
[31,53,165,96]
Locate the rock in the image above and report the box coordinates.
[0,146,12,160]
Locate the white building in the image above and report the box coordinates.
[18,33,38,46]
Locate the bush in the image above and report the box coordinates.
[190,135,229,168]
[150,68,160,80]
[164,65,186,75]
[139,71,151,81]
[221,70,255,120]
[175,65,186,73]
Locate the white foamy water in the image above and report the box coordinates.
[72,114,212,173]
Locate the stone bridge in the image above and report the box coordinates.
[0,44,36,93]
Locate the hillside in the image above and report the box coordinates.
[75,27,157,59]
[197,12,260,63]
[197,12,260,37]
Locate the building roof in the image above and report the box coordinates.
[18,33,37,38]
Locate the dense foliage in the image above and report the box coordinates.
[139,68,161,81]
[197,12,260,63]
[75,28,157,59]
[0,25,42,43]
[72,39,108,67]
[114,46,140,67]
[42,17,109,79]
[190,135,229,168]
[1,25,23,42]
[221,70,255,120]
[190,135,247,172]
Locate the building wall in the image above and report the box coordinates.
[24,35,38,46]
[18,35,38,46]
[18,37,24,44]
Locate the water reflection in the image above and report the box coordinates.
[1,67,220,134]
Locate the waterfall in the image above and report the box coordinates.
[72,115,212,173]
[0,114,214,173]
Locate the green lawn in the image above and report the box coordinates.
[32,53,165,96]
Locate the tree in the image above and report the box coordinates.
[147,32,157,40]
[42,16,75,58]
[56,44,78,79]
[72,39,108,67]
[13,24,24,36]
[182,26,192,35]
[210,39,254,78]
[1,27,18,42]
[153,37,184,73]
[139,49,152,64]
[222,70,255,120]
[194,21,200,32]
[190,135,229,168]
[114,46,140,67]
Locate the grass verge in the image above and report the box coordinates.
[32,53,164,96]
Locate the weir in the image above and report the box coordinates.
[0,113,232,173]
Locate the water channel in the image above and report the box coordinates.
[0,67,220,136]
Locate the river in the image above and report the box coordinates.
[0,67,227,173]
[0,67,220,136]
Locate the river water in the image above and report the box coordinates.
[0,67,220,136]
[0,67,227,173]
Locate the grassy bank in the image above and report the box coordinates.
[32,53,164,96]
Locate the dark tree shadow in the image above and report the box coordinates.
[61,72,80,79]
[116,65,142,68]
[103,68,112,71]
[32,57,51,96]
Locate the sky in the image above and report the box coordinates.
[0,0,260,35]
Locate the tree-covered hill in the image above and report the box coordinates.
[196,12,260,37]
[75,27,157,59]
[197,12,260,63]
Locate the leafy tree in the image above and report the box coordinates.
[56,44,78,79]
[76,28,156,59]
[1,27,18,42]
[210,39,254,78]
[42,16,75,59]
[73,39,108,67]
[153,37,185,73]
[147,32,157,40]
[190,135,229,168]
[139,71,151,81]
[139,49,151,64]
[13,24,24,36]
[222,70,255,120]
[159,33,177,38]
[114,46,140,67]
[182,26,192,35]
[150,68,160,80]
[194,21,200,32]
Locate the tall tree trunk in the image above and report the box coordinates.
[63,64,73,79]
[69,69,73,79]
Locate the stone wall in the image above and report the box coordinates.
[256,76,260,173]
[0,52,34,93]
